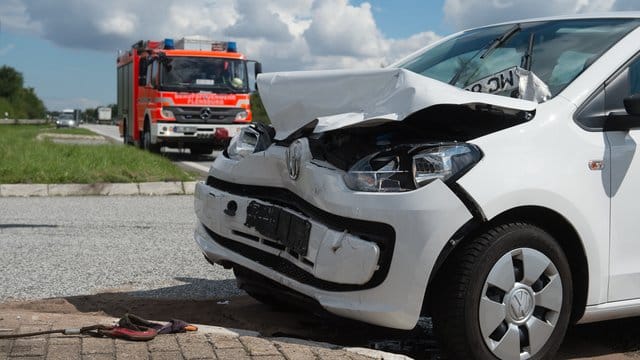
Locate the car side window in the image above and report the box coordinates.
[575,54,640,130]
[605,56,640,115]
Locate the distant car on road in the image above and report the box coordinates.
[195,13,640,360]
[55,113,78,128]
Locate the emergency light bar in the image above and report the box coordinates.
[134,37,238,52]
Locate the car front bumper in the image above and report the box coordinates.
[194,147,474,329]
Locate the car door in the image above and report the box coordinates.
[605,55,640,301]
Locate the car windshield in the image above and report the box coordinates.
[395,18,640,101]
[58,114,74,120]
[161,57,249,93]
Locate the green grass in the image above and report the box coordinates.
[0,124,198,184]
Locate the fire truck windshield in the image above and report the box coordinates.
[160,57,249,93]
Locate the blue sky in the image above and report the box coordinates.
[0,0,638,111]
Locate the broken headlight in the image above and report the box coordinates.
[343,143,482,192]
[226,123,274,160]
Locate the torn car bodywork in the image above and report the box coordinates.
[257,68,537,141]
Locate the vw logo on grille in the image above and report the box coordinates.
[200,108,211,120]
[286,139,304,180]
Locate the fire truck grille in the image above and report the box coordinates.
[165,106,244,124]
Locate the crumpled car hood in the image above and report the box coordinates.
[257,68,537,140]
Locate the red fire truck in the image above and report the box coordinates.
[117,37,261,154]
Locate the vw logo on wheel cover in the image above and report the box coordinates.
[286,140,303,180]
[200,108,211,120]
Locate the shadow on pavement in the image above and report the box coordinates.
[4,277,640,359]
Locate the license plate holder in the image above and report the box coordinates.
[245,201,311,256]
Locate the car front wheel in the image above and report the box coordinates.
[432,222,572,360]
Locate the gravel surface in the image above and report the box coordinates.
[0,195,242,301]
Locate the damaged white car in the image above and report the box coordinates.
[194,14,640,359]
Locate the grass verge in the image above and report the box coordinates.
[0,125,198,184]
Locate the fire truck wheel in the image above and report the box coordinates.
[143,126,161,153]
[189,145,214,156]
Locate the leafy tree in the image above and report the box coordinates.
[12,87,46,119]
[0,66,24,98]
[0,66,46,119]
[83,107,96,122]
[250,92,270,125]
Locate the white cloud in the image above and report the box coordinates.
[0,0,42,34]
[443,0,636,31]
[0,0,440,73]
[304,0,383,57]
[96,13,138,37]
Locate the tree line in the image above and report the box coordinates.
[0,65,46,119]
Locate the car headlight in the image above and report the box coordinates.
[227,126,259,160]
[343,143,482,192]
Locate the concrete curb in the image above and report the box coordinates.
[0,181,200,197]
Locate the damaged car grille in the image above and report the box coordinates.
[205,176,396,291]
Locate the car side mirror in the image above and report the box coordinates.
[624,93,640,115]
[254,62,262,77]
[605,94,640,131]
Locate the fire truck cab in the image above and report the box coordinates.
[117,37,261,155]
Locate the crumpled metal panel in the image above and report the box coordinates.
[257,68,537,140]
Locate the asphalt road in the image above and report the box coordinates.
[0,195,240,302]
[81,123,216,176]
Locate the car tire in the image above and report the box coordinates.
[431,222,572,360]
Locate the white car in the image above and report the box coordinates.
[194,13,640,359]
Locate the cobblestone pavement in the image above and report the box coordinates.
[0,311,408,360]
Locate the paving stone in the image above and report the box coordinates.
[208,334,243,350]
[10,338,46,357]
[46,343,80,360]
[176,334,215,360]
[273,342,316,360]
[49,337,81,346]
[83,354,116,360]
[148,336,180,353]
[0,339,11,360]
[213,347,250,360]
[315,347,351,360]
[149,351,183,360]
[346,351,376,360]
[82,337,115,355]
[239,336,280,356]
[18,324,51,335]
[115,341,148,360]
[0,338,12,354]
[249,355,286,360]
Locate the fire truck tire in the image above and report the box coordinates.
[143,123,161,153]
[189,145,214,156]
[123,120,133,145]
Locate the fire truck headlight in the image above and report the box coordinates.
[161,109,175,118]
[234,110,248,122]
